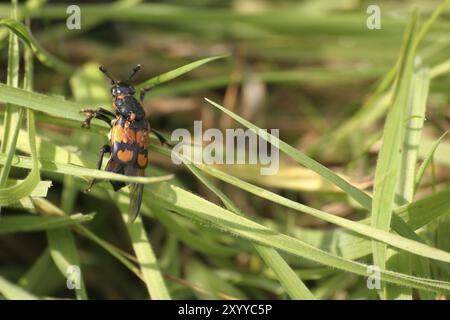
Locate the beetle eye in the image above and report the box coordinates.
[111,88,117,96]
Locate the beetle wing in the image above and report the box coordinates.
[128,168,145,223]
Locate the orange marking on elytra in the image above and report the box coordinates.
[123,126,136,144]
[137,153,148,167]
[136,129,149,148]
[117,149,134,162]
[113,125,124,143]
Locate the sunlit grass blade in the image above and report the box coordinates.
[197,101,450,263]
[47,228,88,299]
[0,113,41,205]
[136,55,227,91]
[205,97,371,210]
[0,153,173,185]
[186,156,450,263]
[151,205,238,257]
[387,67,430,299]
[0,213,93,234]
[0,83,86,123]
[116,193,171,300]
[419,136,450,167]
[141,181,450,293]
[0,275,37,299]
[172,151,315,299]
[5,179,51,198]
[74,224,143,279]
[0,18,74,75]
[0,57,227,123]
[415,131,448,194]
[290,187,450,264]
[0,0,21,192]
[371,13,418,291]
[0,41,41,207]
[34,197,144,281]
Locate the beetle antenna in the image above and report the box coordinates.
[99,65,116,84]
[128,64,141,81]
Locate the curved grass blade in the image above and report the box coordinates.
[172,151,315,299]
[0,18,74,75]
[141,181,450,293]
[415,131,448,194]
[136,55,227,91]
[0,153,173,185]
[204,97,372,210]
[189,157,450,264]
[184,102,450,263]
[0,44,40,206]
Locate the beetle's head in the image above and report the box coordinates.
[99,64,141,97]
[111,82,135,97]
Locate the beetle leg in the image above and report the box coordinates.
[140,86,154,104]
[85,144,111,192]
[80,107,116,128]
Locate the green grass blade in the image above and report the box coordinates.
[116,194,171,300]
[204,97,372,210]
[0,116,40,206]
[141,181,450,293]
[396,69,429,206]
[186,260,245,299]
[191,159,450,264]
[0,42,40,206]
[308,0,450,154]
[415,131,448,194]
[151,205,238,257]
[291,187,450,263]
[18,248,64,296]
[74,224,143,279]
[47,228,88,299]
[172,151,315,299]
[387,67,430,300]
[136,55,227,91]
[0,0,21,187]
[194,103,450,263]
[0,153,173,185]
[0,213,93,234]
[0,18,74,75]
[0,83,86,123]
[419,136,450,167]
[371,13,418,286]
[203,97,434,264]
[0,275,37,299]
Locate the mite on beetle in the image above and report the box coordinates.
[80,64,159,223]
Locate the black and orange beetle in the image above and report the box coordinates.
[80,64,155,223]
